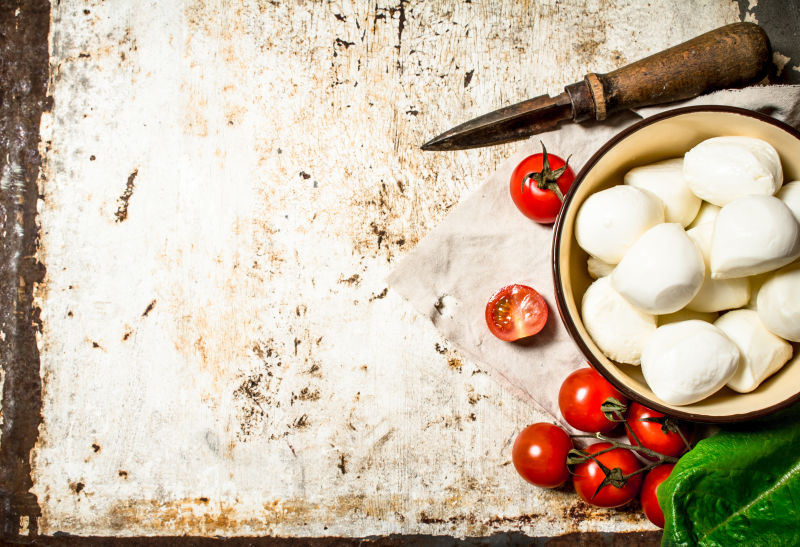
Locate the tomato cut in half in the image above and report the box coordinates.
[485,284,548,341]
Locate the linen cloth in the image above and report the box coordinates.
[388,85,800,422]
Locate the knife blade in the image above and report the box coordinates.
[422,22,771,151]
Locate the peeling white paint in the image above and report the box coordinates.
[774,51,792,77]
[18,515,30,536]
[32,0,739,538]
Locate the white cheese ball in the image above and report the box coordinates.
[777,180,800,224]
[710,195,800,279]
[757,261,800,341]
[686,201,721,229]
[575,185,664,264]
[581,276,657,365]
[611,223,704,314]
[624,158,701,226]
[744,272,771,310]
[587,256,615,279]
[683,136,783,206]
[715,309,793,393]
[658,308,718,326]
[641,320,740,405]
[686,222,750,312]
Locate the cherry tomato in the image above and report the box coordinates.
[485,284,548,342]
[640,464,675,528]
[558,367,628,433]
[626,402,692,459]
[509,143,575,224]
[572,442,642,508]
[512,423,573,488]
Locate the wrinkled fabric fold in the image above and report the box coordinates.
[388,85,800,421]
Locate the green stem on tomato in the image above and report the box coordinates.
[567,442,621,462]
[601,400,628,423]
[622,460,663,481]
[541,180,565,202]
[676,424,692,452]
[569,432,679,464]
[522,142,570,203]
[623,417,644,448]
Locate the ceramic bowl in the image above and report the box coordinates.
[552,106,800,422]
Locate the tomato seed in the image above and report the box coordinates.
[493,297,513,328]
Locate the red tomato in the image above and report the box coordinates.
[512,423,573,488]
[640,464,675,528]
[485,284,548,342]
[509,143,575,224]
[626,402,692,459]
[572,442,642,508]
[558,367,628,433]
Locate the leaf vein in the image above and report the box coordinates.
[699,458,800,542]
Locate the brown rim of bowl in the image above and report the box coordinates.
[551,105,800,423]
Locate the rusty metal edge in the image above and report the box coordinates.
[0,0,50,541]
[12,531,660,546]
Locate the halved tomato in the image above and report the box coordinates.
[485,284,548,341]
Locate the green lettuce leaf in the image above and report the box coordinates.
[658,404,800,546]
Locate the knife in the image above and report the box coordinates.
[421,22,771,151]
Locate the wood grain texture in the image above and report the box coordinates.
[593,23,771,118]
[27,0,739,539]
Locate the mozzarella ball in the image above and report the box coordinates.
[581,276,657,365]
[587,256,615,279]
[575,185,665,264]
[777,180,800,224]
[686,201,721,229]
[710,195,800,279]
[658,308,718,326]
[714,309,793,393]
[641,320,740,405]
[683,136,783,206]
[686,222,750,312]
[611,223,704,314]
[757,261,800,341]
[744,272,771,310]
[624,158,701,226]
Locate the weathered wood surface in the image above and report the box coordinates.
[23,0,745,538]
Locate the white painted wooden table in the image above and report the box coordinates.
[29,0,743,538]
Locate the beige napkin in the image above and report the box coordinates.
[389,85,800,422]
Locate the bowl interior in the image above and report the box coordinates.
[556,107,800,422]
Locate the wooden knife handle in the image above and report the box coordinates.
[578,23,771,121]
